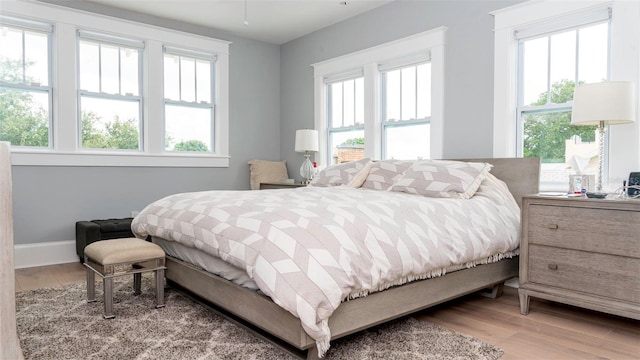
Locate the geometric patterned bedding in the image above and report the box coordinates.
[131,172,520,356]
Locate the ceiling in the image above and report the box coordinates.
[84,0,393,44]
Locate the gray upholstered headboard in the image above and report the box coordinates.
[449,157,540,209]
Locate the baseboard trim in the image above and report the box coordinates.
[14,240,78,269]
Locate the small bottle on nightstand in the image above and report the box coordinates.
[572,176,582,195]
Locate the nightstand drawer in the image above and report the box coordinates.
[528,244,640,303]
[527,204,640,258]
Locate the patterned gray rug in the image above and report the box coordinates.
[16,275,503,359]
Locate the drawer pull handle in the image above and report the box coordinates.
[548,264,558,270]
[547,224,559,229]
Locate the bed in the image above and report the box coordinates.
[132,157,540,359]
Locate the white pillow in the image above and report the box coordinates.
[361,159,414,191]
[310,158,371,187]
[248,159,288,190]
[389,160,492,199]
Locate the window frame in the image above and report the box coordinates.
[312,27,446,166]
[380,61,431,160]
[0,15,54,149]
[515,13,610,162]
[77,31,145,151]
[2,0,230,167]
[325,74,365,165]
[162,47,216,153]
[492,0,640,189]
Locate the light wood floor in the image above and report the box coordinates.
[16,262,640,359]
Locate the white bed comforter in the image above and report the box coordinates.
[131,173,520,356]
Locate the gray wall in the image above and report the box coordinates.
[280,0,524,176]
[13,1,281,245]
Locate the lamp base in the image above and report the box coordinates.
[300,153,314,184]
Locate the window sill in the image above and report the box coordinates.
[10,150,230,167]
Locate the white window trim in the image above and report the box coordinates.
[492,0,640,188]
[2,0,230,167]
[312,27,446,166]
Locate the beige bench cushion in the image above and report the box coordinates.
[84,238,165,265]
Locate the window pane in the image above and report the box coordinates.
[0,29,23,82]
[578,23,608,84]
[401,66,416,120]
[81,96,140,150]
[164,105,212,152]
[329,129,364,165]
[120,48,139,96]
[385,123,429,160]
[1,28,50,86]
[196,59,211,103]
[549,30,576,104]
[24,31,49,86]
[79,41,100,92]
[354,77,364,125]
[329,82,343,128]
[0,88,50,147]
[343,79,355,127]
[384,70,400,121]
[164,54,180,101]
[100,44,120,94]
[523,110,597,190]
[522,37,549,105]
[180,57,196,102]
[416,63,431,118]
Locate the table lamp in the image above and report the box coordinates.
[295,129,319,184]
[571,81,636,194]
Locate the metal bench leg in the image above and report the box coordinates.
[133,273,141,296]
[103,277,115,319]
[86,267,96,303]
[155,268,165,308]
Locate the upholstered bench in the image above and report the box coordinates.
[84,238,166,319]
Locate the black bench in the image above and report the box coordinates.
[75,218,134,262]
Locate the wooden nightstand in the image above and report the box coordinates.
[519,195,640,319]
[259,182,307,190]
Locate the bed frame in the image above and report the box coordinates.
[163,157,540,359]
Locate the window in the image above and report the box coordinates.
[381,62,431,159]
[493,1,640,191]
[78,31,143,150]
[0,16,52,148]
[163,48,215,152]
[313,27,446,166]
[517,17,610,190]
[326,75,364,164]
[2,0,230,167]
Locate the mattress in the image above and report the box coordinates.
[153,237,259,290]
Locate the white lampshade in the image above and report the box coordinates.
[294,129,319,153]
[571,81,636,126]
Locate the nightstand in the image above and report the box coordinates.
[519,195,640,319]
[259,182,307,190]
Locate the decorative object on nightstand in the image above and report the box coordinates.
[518,195,640,320]
[259,182,307,190]
[571,81,636,195]
[295,129,319,184]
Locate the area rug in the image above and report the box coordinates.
[16,275,503,359]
